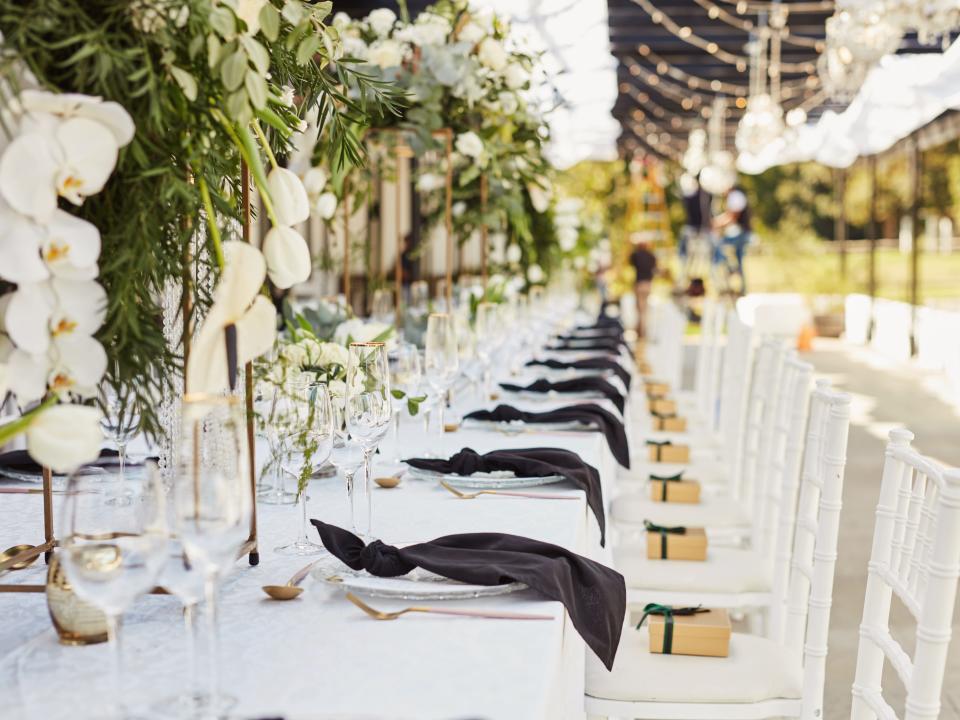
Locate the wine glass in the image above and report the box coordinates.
[98,382,141,506]
[172,394,252,716]
[59,463,168,720]
[328,400,366,536]
[345,342,392,538]
[255,381,296,506]
[474,302,498,400]
[387,342,422,462]
[410,280,429,310]
[276,380,334,556]
[424,313,459,447]
[371,288,394,324]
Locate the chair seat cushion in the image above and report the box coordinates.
[612,494,750,529]
[586,626,802,703]
[614,544,771,593]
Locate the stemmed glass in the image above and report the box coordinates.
[276,380,334,556]
[371,288,394,325]
[424,313,459,445]
[410,280,429,310]
[328,402,366,536]
[344,342,392,538]
[387,342,422,462]
[98,382,141,506]
[255,381,296,506]
[59,463,168,720]
[474,302,497,400]
[172,394,252,717]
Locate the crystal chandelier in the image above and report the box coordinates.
[819,1,904,100]
[736,17,786,157]
[885,0,960,48]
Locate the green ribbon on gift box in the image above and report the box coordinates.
[644,520,687,559]
[651,410,677,420]
[637,603,709,654]
[649,470,684,500]
[646,440,673,462]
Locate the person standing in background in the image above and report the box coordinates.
[712,185,752,294]
[629,239,657,339]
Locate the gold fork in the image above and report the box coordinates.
[439,480,577,501]
[345,592,553,621]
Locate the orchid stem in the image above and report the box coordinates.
[252,121,279,171]
[198,177,225,271]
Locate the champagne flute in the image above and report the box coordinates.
[345,342,392,537]
[328,401,365,536]
[475,302,497,400]
[276,380,334,556]
[59,463,167,720]
[98,382,141,506]
[387,342,422,462]
[255,381,296,506]
[173,394,252,716]
[371,288,394,324]
[424,313,459,446]
[410,280,429,310]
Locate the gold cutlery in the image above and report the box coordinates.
[374,471,403,489]
[439,480,577,501]
[0,544,41,575]
[345,592,553,621]
[261,561,317,601]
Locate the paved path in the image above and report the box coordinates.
[806,339,960,719]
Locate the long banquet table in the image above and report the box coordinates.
[0,336,631,719]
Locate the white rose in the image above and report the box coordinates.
[317,341,349,369]
[558,225,578,252]
[27,404,103,473]
[281,341,308,368]
[505,244,522,264]
[342,36,368,60]
[458,21,485,44]
[367,40,403,69]
[498,92,519,116]
[454,131,484,160]
[366,8,397,37]
[416,173,445,193]
[526,263,545,284]
[413,13,451,46]
[263,226,311,289]
[235,0,266,35]
[477,38,507,72]
[452,201,467,217]
[504,63,529,90]
[267,167,310,226]
[314,192,338,220]
[332,12,351,31]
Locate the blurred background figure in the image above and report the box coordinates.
[629,237,657,339]
[678,173,713,291]
[713,185,753,294]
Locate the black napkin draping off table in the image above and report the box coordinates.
[463,403,630,469]
[310,520,627,669]
[498,377,626,414]
[406,447,608,546]
[526,357,632,390]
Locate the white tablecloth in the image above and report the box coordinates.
[0,416,620,719]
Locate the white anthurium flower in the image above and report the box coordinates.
[314,192,338,220]
[26,403,104,473]
[477,38,508,72]
[527,263,545,284]
[454,131,484,160]
[48,334,109,397]
[302,167,328,200]
[458,21,485,44]
[0,199,48,283]
[6,349,48,404]
[367,40,404,69]
[41,210,102,280]
[235,0,265,35]
[263,226,311,289]
[187,241,277,395]
[504,63,529,90]
[20,90,135,146]
[267,167,310,226]
[367,8,396,36]
[505,244,522,264]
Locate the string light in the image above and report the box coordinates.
[713,0,834,11]
[691,0,826,50]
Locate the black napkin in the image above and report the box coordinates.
[464,403,630,468]
[0,448,137,473]
[310,520,626,669]
[526,357,632,390]
[547,340,621,355]
[499,377,625,414]
[556,333,627,349]
[577,315,623,332]
[407,447,607,546]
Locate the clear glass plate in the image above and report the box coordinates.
[404,466,565,489]
[460,418,596,434]
[310,556,525,600]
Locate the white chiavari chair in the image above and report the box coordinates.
[850,430,960,720]
[586,388,852,720]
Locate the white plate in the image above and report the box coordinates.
[404,465,565,489]
[501,389,605,404]
[461,418,596,434]
[310,557,525,600]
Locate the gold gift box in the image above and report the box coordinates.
[646,527,708,561]
[647,443,690,463]
[648,398,677,416]
[645,381,670,397]
[638,361,653,375]
[648,608,731,657]
[652,415,687,432]
[649,478,701,504]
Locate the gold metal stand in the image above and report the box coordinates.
[480,174,488,291]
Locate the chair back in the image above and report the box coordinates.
[649,301,686,392]
[850,430,960,720]
[717,309,755,474]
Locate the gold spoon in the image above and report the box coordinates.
[345,592,552,621]
[0,544,41,574]
[374,471,403,489]
[261,561,317,601]
[439,480,577,501]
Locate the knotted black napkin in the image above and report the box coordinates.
[577,315,623,332]
[406,447,607,545]
[555,333,628,350]
[547,339,621,355]
[464,403,630,468]
[526,357,632,390]
[499,377,625,414]
[309,520,626,669]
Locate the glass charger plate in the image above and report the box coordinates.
[310,557,525,600]
[0,464,146,485]
[460,418,596,434]
[404,466,565,489]
[501,390,604,403]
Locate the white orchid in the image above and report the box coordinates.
[477,38,508,72]
[367,8,397,37]
[0,202,103,284]
[5,332,108,404]
[367,40,404,69]
[187,241,277,395]
[454,131,484,160]
[26,404,103,473]
[19,90,134,146]
[504,63,529,90]
[263,226,311,289]
[314,192,338,220]
[2,279,106,356]
[267,167,310,226]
